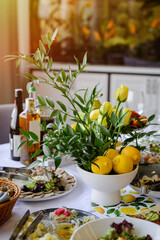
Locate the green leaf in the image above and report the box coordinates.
[16,59,21,68]
[67,124,74,136]
[50,110,60,118]
[82,52,87,67]
[114,209,121,216]
[51,28,58,41]
[20,129,30,139]
[47,58,53,72]
[41,35,49,44]
[17,140,27,150]
[46,96,55,109]
[61,68,66,81]
[28,159,42,169]
[57,101,67,112]
[74,56,81,71]
[37,95,46,106]
[39,40,46,54]
[148,114,155,122]
[28,131,39,142]
[27,73,38,80]
[100,126,111,137]
[28,140,34,149]
[91,202,99,207]
[111,111,117,127]
[107,209,115,214]
[31,149,43,159]
[75,93,84,104]
[135,197,145,201]
[43,144,52,157]
[54,154,61,169]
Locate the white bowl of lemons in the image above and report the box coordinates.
[77,146,140,206]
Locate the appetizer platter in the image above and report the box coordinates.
[10,207,98,240]
[131,204,160,225]
[130,163,160,198]
[0,166,77,201]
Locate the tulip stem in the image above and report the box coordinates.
[115,101,121,114]
[113,126,121,149]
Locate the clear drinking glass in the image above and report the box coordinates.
[126,90,145,115]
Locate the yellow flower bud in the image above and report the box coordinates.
[92,99,101,109]
[98,114,107,127]
[100,101,112,115]
[71,123,77,131]
[115,85,129,102]
[122,108,132,126]
[90,109,100,121]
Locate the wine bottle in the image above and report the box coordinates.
[10,89,23,161]
[19,98,41,166]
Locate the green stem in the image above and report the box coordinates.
[113,126,121,149]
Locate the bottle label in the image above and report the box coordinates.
[29,119,40,141]
[13,135,21,157]
[9,134,13,150]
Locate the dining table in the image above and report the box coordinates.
[0,143,160,239]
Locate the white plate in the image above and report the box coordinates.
[71,216,160,240]
[13,169,77,202]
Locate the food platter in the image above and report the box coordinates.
[12,208,98,240]
[130,163,160,198]
[0,167,77,202]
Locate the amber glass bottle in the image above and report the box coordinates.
[19,98,40,165]
[10,89,23,161]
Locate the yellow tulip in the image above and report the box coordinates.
[90,109,100,121]
[100,101,112,116]
[122,108,132,126]
[98,114,107,127]
[115,85,129,102]
[71,123,77,131]
[92,99,101,109]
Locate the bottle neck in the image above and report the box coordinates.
[15,91,23,112]
[25,98,36,112]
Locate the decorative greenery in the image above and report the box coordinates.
[5,30,157,171]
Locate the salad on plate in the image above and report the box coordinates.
[98,220,152,240]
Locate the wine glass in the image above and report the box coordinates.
[126,90,145,115]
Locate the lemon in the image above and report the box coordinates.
[120,190,126,193]
[129,190,139,194]
[104,148,119,160]
[121,194,136,203]
[112,154,133,174]
[140,208,148,212]
[93,206,105,214]
[121,146,141,165]
[120,207,138,215]
[91,156,112,175]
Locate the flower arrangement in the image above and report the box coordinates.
[5,31,157,172]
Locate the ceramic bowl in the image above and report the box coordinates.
[77,165,138,206]
[130,163,160,198]
[70,216,160,240]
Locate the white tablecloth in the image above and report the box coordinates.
[0,143,160,239]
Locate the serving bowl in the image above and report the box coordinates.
[0,178,21,225]
[71,216,160,240]
[77,164,138,205]
[130,163,160,198]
